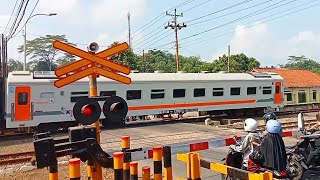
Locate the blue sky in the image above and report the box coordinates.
[0,0,319,67]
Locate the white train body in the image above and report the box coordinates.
[3,71,285,129]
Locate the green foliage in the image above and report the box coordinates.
[284,55,320,74]
[212,53,260,72]
[8,59,23,72]
[17,34,76,71]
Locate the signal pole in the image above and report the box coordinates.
[142,50,146,72]
[228,45,230,73]
[165,9,186,72]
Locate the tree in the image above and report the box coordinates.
[17,35,76,71]
[284,55,320,74]
[8,59,23,72]
[212,53,260,72]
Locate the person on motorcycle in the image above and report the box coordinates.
[262,112,283,136]
[260,120,287,175]
[305,112,320,168]
[307,111,320,132]
[231,118,262,169]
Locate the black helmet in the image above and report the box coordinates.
[263,112,277,123]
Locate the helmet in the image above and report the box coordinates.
[244,118,258,132]
[266,119,281,134]
[263,112,277,122]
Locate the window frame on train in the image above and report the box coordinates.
[230,87,241,96]
[262,86,272,95]
[212,88,223,96]
[151,89,165,99]
[247,87,257,95]
[127,90,142,100]
[173,89,186,98]
[194,88,205,97]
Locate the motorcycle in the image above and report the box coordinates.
[286,112,320,180]
[221,136,288,180]
[286,130,320,180]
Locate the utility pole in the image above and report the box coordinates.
[128,12,132,47]
[228,45,230,73]
[165,9,186,72]
[142,50,146,72]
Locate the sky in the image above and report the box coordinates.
[0,0,319,67]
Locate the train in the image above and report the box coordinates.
[0,70,284,131]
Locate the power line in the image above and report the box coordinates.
[180,0,297,41]
[8,0,31,39]
[182,0,215,13]
[6,0,25,38]
[2,0,19,34]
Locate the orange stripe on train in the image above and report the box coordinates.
[128,99,256,111]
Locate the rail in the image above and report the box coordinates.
[0,151,35,166]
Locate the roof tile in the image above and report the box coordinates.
[252,68,320,88]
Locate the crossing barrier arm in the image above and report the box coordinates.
[177,153,273,180]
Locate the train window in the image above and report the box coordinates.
[71,91,88,95]
[70,96,88,103]
[263,87,272,94]
[247,87,256,95]
[173,89,186,98]
[127,90,142,100]
[18,92,28,105]
[151,89,165,99]
[212,88,223,96]
[194,88,205,97]
[275,86,280,94]
[40,92,54,99]
[100,91,116,96]
[230,87,241,95]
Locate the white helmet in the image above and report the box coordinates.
[244,118,258,132]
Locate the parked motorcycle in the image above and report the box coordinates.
[286,112,320,180]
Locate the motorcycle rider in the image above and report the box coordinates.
[262,112,283,136]
[231,118,262,169]
[260,120,287,175]
[305,112,320,168]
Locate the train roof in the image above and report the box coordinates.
[7,71,284,84]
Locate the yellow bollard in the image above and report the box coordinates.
[49,160,58,180]
[190,153,201,180]
[130,161,138,180]
[142,166,151,180]
[163,146,173,180]
[153,146,163,180]
[122,136,130,180]
[113,152,124,180]
[69,158,81,180]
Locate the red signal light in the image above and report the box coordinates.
[82,105,95,116]
[280,171,287,177]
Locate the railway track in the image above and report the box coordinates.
[0,151,35,166]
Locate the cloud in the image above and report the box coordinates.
[90,0,147,25]
[212,22,320,66]
[37,0,78,14]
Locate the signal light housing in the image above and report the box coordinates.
[102,96,128,127]
[73,97,101,125]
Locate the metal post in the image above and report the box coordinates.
[69,158,81,180]
[163,146,173,180]
[130,162,138,180]
[23,26,26,71]
[114,152,124,180]
[153,146,163,180]
[49,160,58,180]
[122,136,131,180]
[142,166,150,180]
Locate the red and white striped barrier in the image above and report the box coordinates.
[109,130,302,161]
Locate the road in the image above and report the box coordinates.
[98,122,320,179]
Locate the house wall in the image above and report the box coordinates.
[283,86,320,105]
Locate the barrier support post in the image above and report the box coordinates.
[190,153,201,180]
[114,152,124,180]
[163,146,173,180]
[69,158,81,180]
[122,136,131,180]
[130,161,138,180]
[142,166,150,180]
[49,160,58,180]
[153,146,163,180]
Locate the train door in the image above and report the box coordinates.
[15,86,31,121]
[274,82,282,104]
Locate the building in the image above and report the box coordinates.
[252,68,320,110]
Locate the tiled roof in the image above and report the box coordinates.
[252,68,320,87]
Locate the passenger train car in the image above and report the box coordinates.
[0,70,284,130]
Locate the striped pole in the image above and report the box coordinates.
[130,162,138,180]
[114,152,124,180]
[69,158,81,180]
[122,136,131,180]
[142,166,150,180]
[86,160,93,180]
[163,146,173,180]
[153,146,163,180]
[190,153,201,180]
[49,160,58,180]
